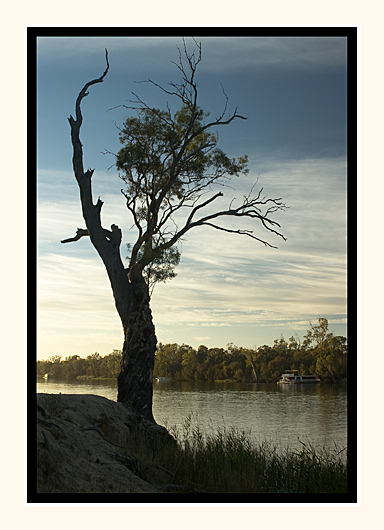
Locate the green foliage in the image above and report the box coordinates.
[116,97,249,290]
[104,39,287,301]
[126,241,181,292]
[37,349,122,380]
[154,318,347,383]
[154,343,192,380]
[116,105,248,202]
[86,352,102,377]
[302,318,347,382]
[36,318,347,383]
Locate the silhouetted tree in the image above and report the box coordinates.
[62,40,286,423]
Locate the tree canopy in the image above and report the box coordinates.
[103,39,287,291]
[62,39,289,420]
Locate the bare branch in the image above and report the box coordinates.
[154,190,286,255]
[121,189,144,236]
[72,49,109,125]
[186,191,224,226]
[61,228,89,244]
[66,50,133,325]
[68,49,109,190]
[198,222,278,248]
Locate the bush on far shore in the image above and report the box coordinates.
[37,318,348,384]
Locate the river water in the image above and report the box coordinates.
[36,378,348,454]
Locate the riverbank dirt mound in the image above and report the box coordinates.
[36,393,172,493]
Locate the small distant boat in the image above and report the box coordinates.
[43,373,53,381]
[155,377,172,382]
[277,371,320,384]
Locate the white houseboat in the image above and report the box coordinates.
[277,371,320,384]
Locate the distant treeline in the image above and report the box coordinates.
[36,350,122,380]
[36,318,347,384]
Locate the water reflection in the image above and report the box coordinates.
[36,379,347,453]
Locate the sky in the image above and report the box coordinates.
[36,33,349,360]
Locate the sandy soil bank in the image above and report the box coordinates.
[36,393,170,494]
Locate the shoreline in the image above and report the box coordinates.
[35,392,348,496]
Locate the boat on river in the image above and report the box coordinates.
[277,370,320,384]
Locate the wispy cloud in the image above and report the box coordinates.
[198,36,347,72]
[38,253,123,358]
[37,156,347,358]
[37,35,347,74]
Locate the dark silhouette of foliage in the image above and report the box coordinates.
[37,318,347,384]
[36,350,122,380]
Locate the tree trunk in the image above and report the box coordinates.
[117,296,157,422]
[318,360,338,383]
[248,358,261,383]
[66,59,159,424]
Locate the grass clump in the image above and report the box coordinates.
[124,415,348,494]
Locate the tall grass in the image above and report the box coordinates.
[125,415,347,493]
